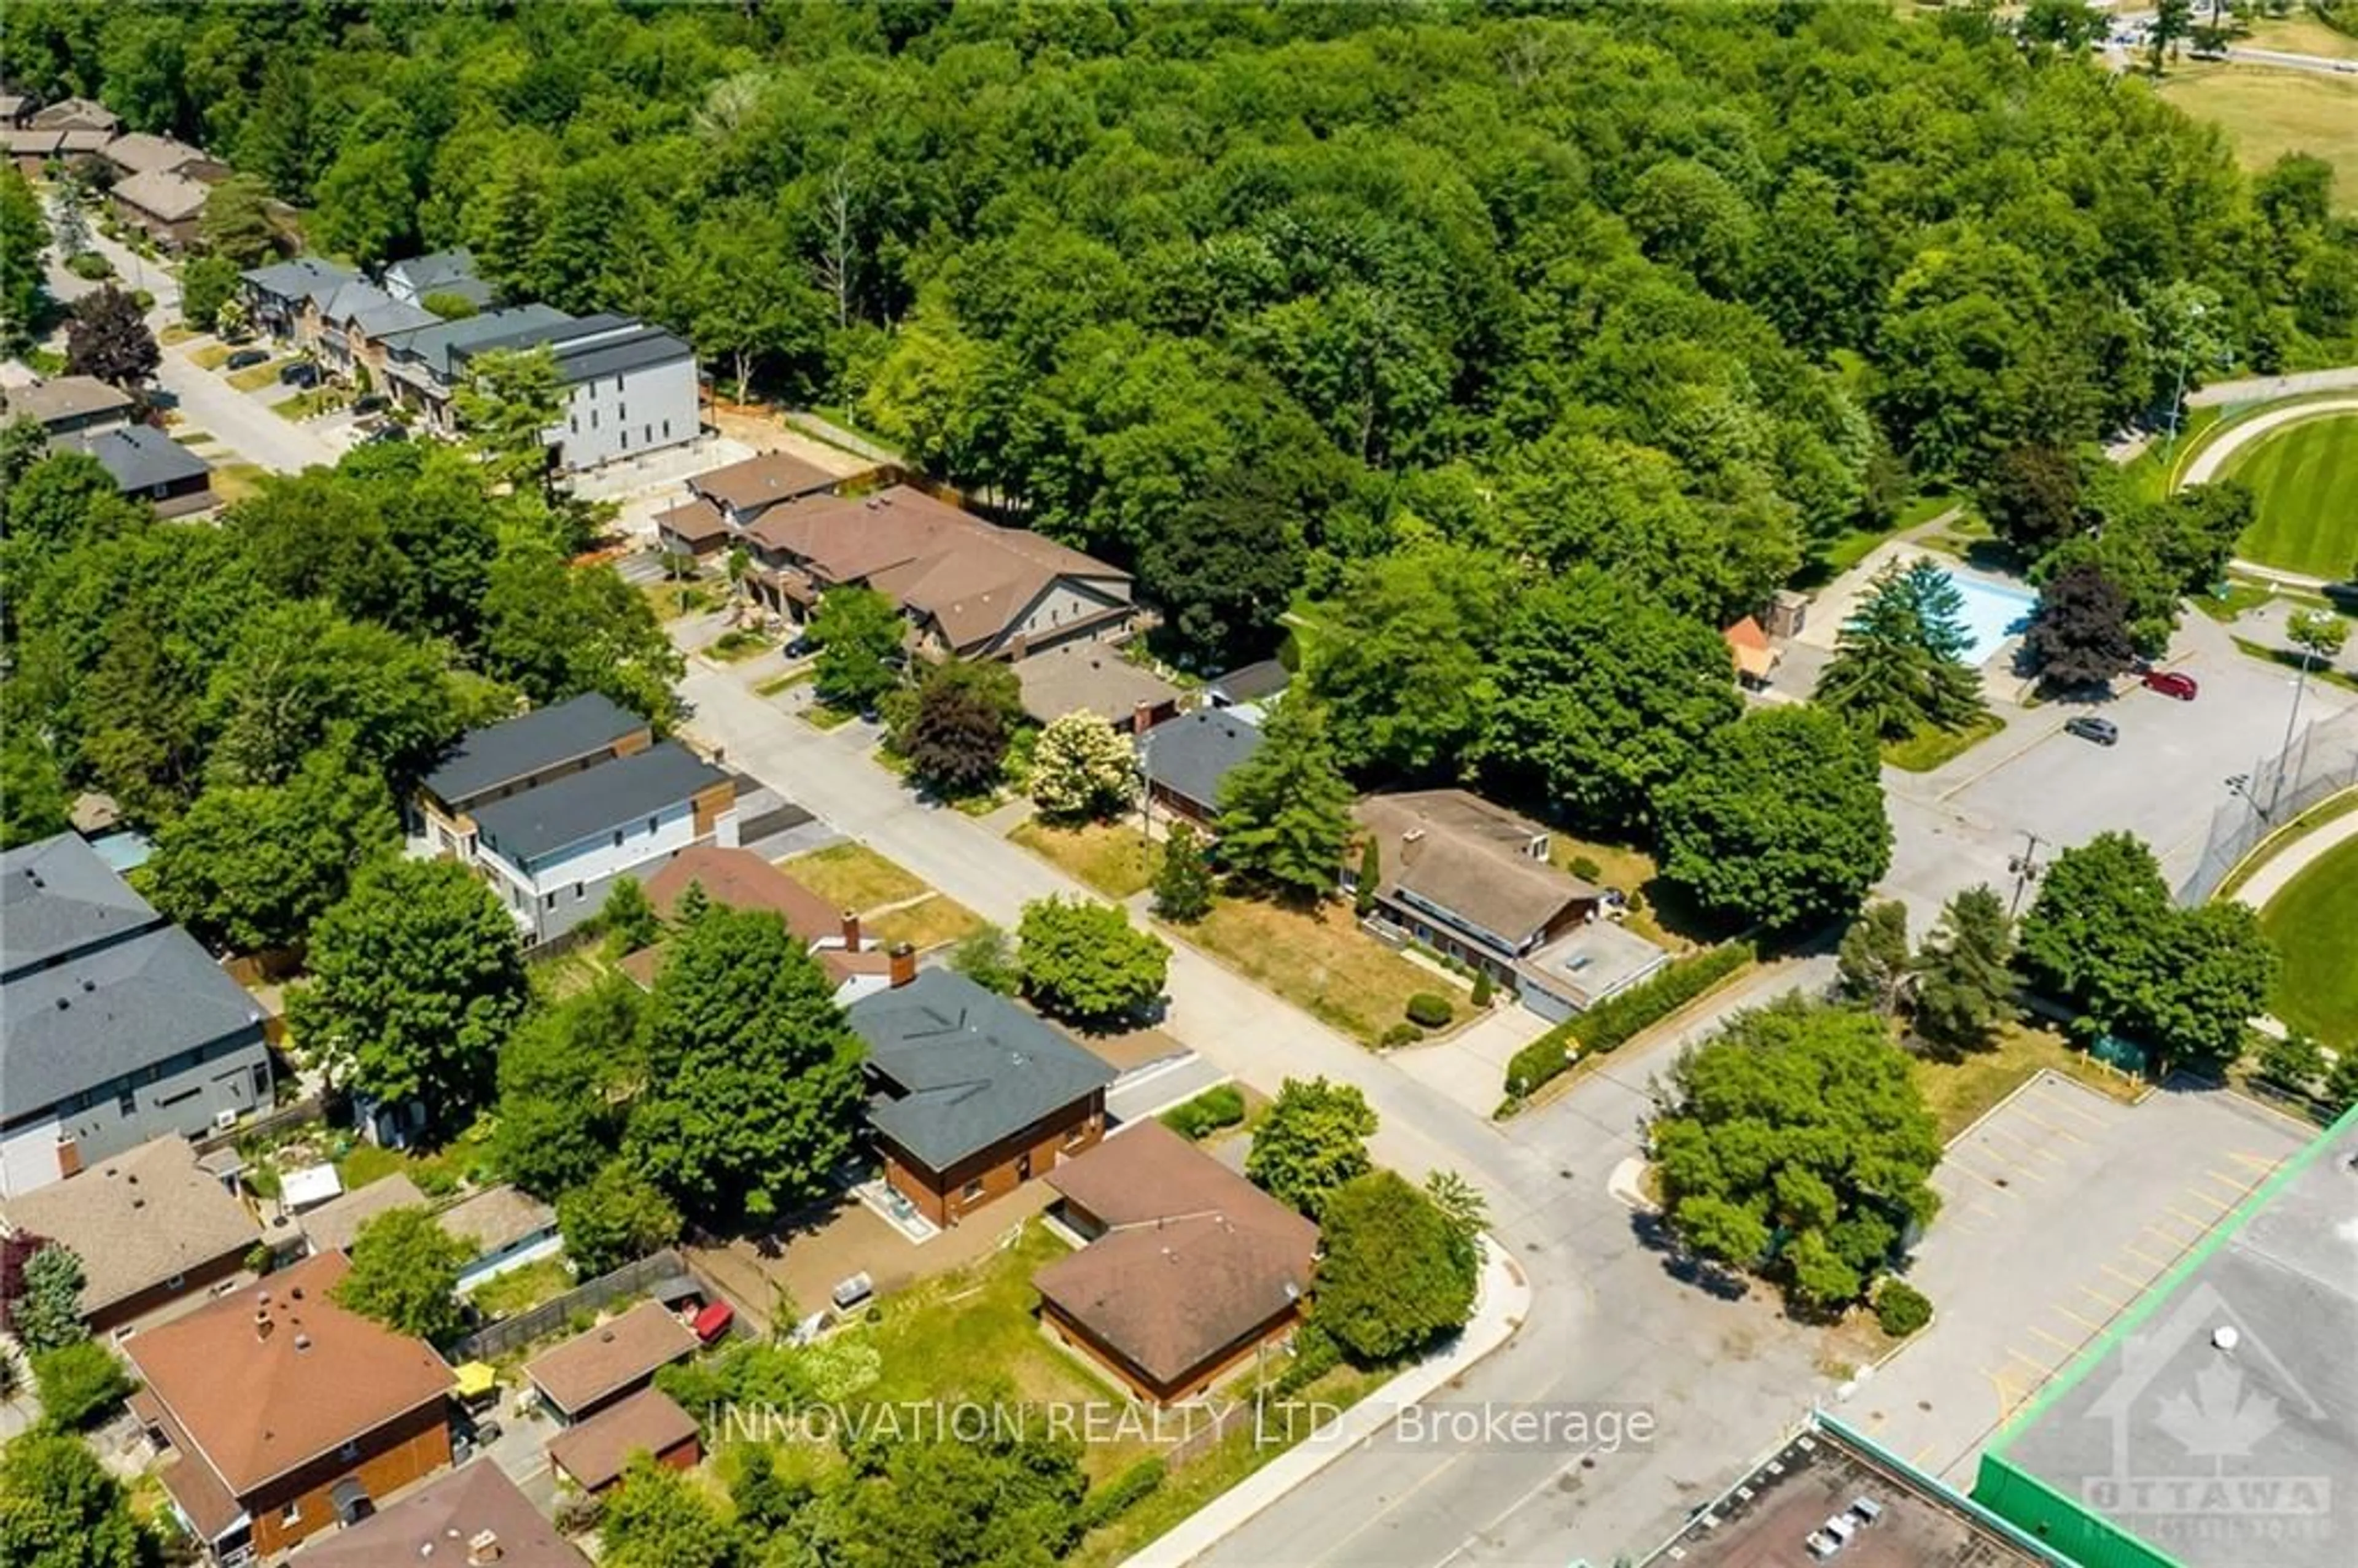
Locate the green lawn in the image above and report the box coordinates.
[1882,712,2005,774]
[227,357,297,391]
[2222,411,2358,578]
[1009,820,1160,899]
[2260,835,2358,1047]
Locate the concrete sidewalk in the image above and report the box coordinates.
[1126,1234,1533,1567]
[2233,794,2358,908]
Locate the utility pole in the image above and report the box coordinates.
[2007,831,2048,918]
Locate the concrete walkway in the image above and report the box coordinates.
[2232,793,2358,909]
[2188,366,2358,408]
[1127,1233,1533,1567]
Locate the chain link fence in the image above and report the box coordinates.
[2178,701,2358,906]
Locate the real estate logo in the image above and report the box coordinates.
[2079,1282,2335,1556]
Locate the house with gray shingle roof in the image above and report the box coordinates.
[1138,707,1265,829]
[53,425,214,518]
[240,257,360,340]
[0,834,273,1198]
[847,970,1118,1228]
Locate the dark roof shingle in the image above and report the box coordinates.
[420,692,646,807]
[848,971,1116,1172]
[1,831,159,979]
[471,742,727,866]
[2,925,265,1114]
[1139,709,1264,815]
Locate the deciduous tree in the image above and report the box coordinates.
[288,858,530,1133]
[492,978,647,1200]
[0,168,49,348]
[63,285,158,390]
[1313,1170,1478,1364]
[10,1244,88,1354]
[599,1455,740,1568]
[178,253,240,333]
[454,346,564,495]
[1478,569,1740,836]
[628,904,866,1222]
[1136,467,1306,664]
[31,1340,134,1431]
[558,1159,682,1276]
[335,1207,465,1343]
[1659,706,1893,933]
[1016,896,1169,1025]
[0,1432,147,1568]
[903,657,1021,798]
[1654,998,1940,1308]
[1030,710,1140,822]
[808,586,903,712]
[1245,1077,1377,1220]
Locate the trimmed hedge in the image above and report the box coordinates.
[1080,1457,1167,1529]
[1406,992,1453,1028]
[1504,941,1754,1100]
[1160,1082,1247,1141]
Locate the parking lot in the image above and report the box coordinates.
[1881,616,2356,922]
[1837,1073,2309,1486]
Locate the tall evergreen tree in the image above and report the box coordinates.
[1912,885,2018,1053]
[1215,702,1355,902]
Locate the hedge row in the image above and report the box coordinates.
[1080,1457,1167,1530]
[1503,941,1755,1101]
[1160,1082,1247,1140]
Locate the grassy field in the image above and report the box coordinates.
[781,841,927,910]
[1178,895,1441,1046]
[189,342,232,369]
[1912,1022,2146,1143]
[701,628,773,663]
[2220,411,2358,578]
[639,577,717,621]
[1009,820,1160,899]
[868,892,987,952]
[2243,14,2358,62]
[467,1257,574,1319]
[1883,712,2006,774]
[2259,834,2358,1046]
[270,389,341,420]
[210,461,267,506]
[2157,63,2358,209]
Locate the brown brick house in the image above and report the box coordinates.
[655,449,850,557]
[1033,1122,1319,1405]
[545,1388,702,1494]
[122,1251,456,1562]
[846,970,1118,1228]
[0,1135,260,1335]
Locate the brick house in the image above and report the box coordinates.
[1033,1122,1318,1405]
[655,449,848,558]
[286,1459,586,1568]
[545,1388,701,1494]
[846,971,1118,1228]
[123,1251,456,1563]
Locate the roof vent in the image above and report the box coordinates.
[131,1197,144,1209]
[291,1286,304,1300]
[2212,1325,2239,1352]
[295,1332,312,1351]
[53,996,69,1010]
[81,978,95,993]
[468,1529,504,1565]
[601,1329,616,1343]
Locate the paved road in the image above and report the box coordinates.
[2189,365,2358,408]
[42,218,339,475]
[679,664,1850,1565]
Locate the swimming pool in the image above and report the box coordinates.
[1946,571,2038,666]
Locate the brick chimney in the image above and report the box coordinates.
[841,909,862,951]
[468,1530,504,1565]
[888,942,916,989]
[1132,701,1152,737]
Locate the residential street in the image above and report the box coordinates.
[678,664,1847,1565]
[41,218,341,475]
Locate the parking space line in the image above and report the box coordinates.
[2231,1151,2286,1173]
[2146,1217,2204,1247]
[2058,1302,2109,1332]
[2027,1089,2110,1129]
[2079,1283,2133,1314]
[1979,1125,2071,1166]
[2204,1168,2259,1198]
[2101,1261,2154,1291]
[2029,1324,2083,1356]
[1943,1160,2025,1196]
[2122,1241,2176,1270]
[2009,1106,2093,1144]
[2008,1347,2058,1378]
[2173,1190,2231,1216]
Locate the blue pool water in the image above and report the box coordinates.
[1946,571,2039,665]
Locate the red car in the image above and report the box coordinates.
[2141,669,2199,701]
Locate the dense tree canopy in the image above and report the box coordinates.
[335,1207,466,1343]
[1313,1168,1479,1365]
[0,1433,146,1568]
[1654,998,1941,1308]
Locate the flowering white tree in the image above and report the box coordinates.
[1029,710,1140,822]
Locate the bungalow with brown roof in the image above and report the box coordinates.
[545,1387,702,1494]
[28,96,120,134]
[1347,791,1670,1022]
[100,131,228,184]
[656,449,853,558]
[122,1251,457,1562]
[109,167,215,251]
[1033,1122,1318,1405]
[524,1300,699,1423]
[287,1458,588,1568]
[1011,640,1183,733]
[296,1174,428,1257]
[0,1135,260,1334]
[741,485,1136,662]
